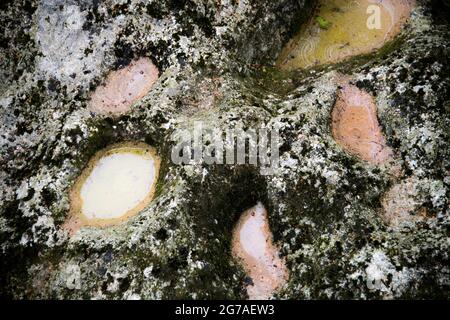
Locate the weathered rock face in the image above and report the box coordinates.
[381,177,429,226]
[0,0,449,300]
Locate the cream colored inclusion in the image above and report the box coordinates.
[278,0,414,70]
[80,152,156,219]
[65,142,160,234]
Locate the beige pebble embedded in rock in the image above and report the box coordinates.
[64,142,160,235]
[89,57,159,115]
[232,203,288,300]
[278,0,415,70]
[332,83,393,164]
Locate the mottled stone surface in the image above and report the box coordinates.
[0,0,449,299]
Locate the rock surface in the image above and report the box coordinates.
[0,0,449,299]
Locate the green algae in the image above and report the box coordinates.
[316,16,331,29]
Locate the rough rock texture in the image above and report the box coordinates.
[0,0,449,299]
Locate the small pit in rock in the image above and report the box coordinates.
[331,83,393,164]
[88,57,159,115]
[277,0,415,70]
[64,142,160,234]
[232,203,288,300]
